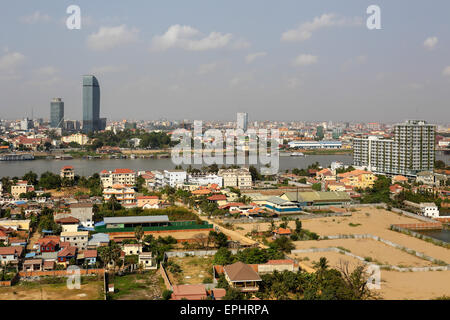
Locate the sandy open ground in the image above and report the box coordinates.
[293,238,435,267]
[0,281,103,300]
[234,208,450,264]
[293,252,450,300]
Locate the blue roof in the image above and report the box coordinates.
[15,200,27,205]
[25,252,36,258]
[79,226,95,231]
[42,229,55,234]
[94,221,105,227]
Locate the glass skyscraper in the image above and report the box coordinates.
[50,98,64,128]
[237,112,248,132]
[82,75,102,133]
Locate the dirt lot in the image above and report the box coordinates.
[293,252,450,300]
[234,207,450,264]
[0,280,103,300]
[167,256,214,285]
[293,238,435,267]
[232,207,450,299]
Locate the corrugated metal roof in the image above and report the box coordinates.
[104,215,169,224]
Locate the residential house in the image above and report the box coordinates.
[222,261,261,292]
[11,180,34,199]
[136,196,159,209]
[77,249,97,265]
[60,166,75,180]
[420,203,440,218]
[272,228,292,239]
[57,246,77,264]
[0,246,23,265]
[123,243,143,255]
[207,194,228,206]
[337,170,377,189]
[68,203,94,228]
[60,231,89,250]
[22,259,43,272]
[316,168,336,181]
[55,217,80,232]
[138,252,157,270]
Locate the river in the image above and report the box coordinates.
[0,152,448,178]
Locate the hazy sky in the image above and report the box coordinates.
[1,0,450,123]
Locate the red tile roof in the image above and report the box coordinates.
[273,228,292,235]
[58,246,77,257]
[113,168,135,174]
[207,194,227,201]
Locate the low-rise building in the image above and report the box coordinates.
[420,202,440,218]
[100,168,136,188]
[123,243,143,255]
[218,168,252,189]
[11,180,34,199]
[223,261,261,292]
[103,184,136,206]
[138,252,157,270]
[61,133,89,145]
[60,166,75,180]
[136,196,159,209]
[337,170,377,189]
[60,231,89,250]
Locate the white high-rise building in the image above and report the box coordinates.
[237,112,248,132]
[353,120,435,177]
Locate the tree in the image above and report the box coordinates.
[312,183,322,191]
[249,165,262,182]
[270,237,295,253]
[434,160,446,169]
[337,260,378,300]
[213,247,234,265]
[134,226,144,244]
[162,289,173,300]
[223,287,244,300]
[295,219,302,233]
[22,171,38,186]
[208,231,228,248]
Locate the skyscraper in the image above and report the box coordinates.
[50,98,64,128]
[353,120,435,176]
[82,75,104,133]
[237,112,248,132]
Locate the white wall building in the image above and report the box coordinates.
[187,174,223,187]
[218,168,252,189]
[100,168,136,188]
[420,203,440,218]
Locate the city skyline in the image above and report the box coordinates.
[1,1,450,123]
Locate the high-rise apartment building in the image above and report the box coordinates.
[50,98,64,128]
[237,112,248,132]
[82,75,106,133]
[353,120,435,176]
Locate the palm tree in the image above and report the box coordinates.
[134,226,144,244]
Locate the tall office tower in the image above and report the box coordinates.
[82,75,102,133]
[353,120,435,176]
[20,118,33,131]
[316,126,324,140]
[50,98,64,128]
[236,112,248,131]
